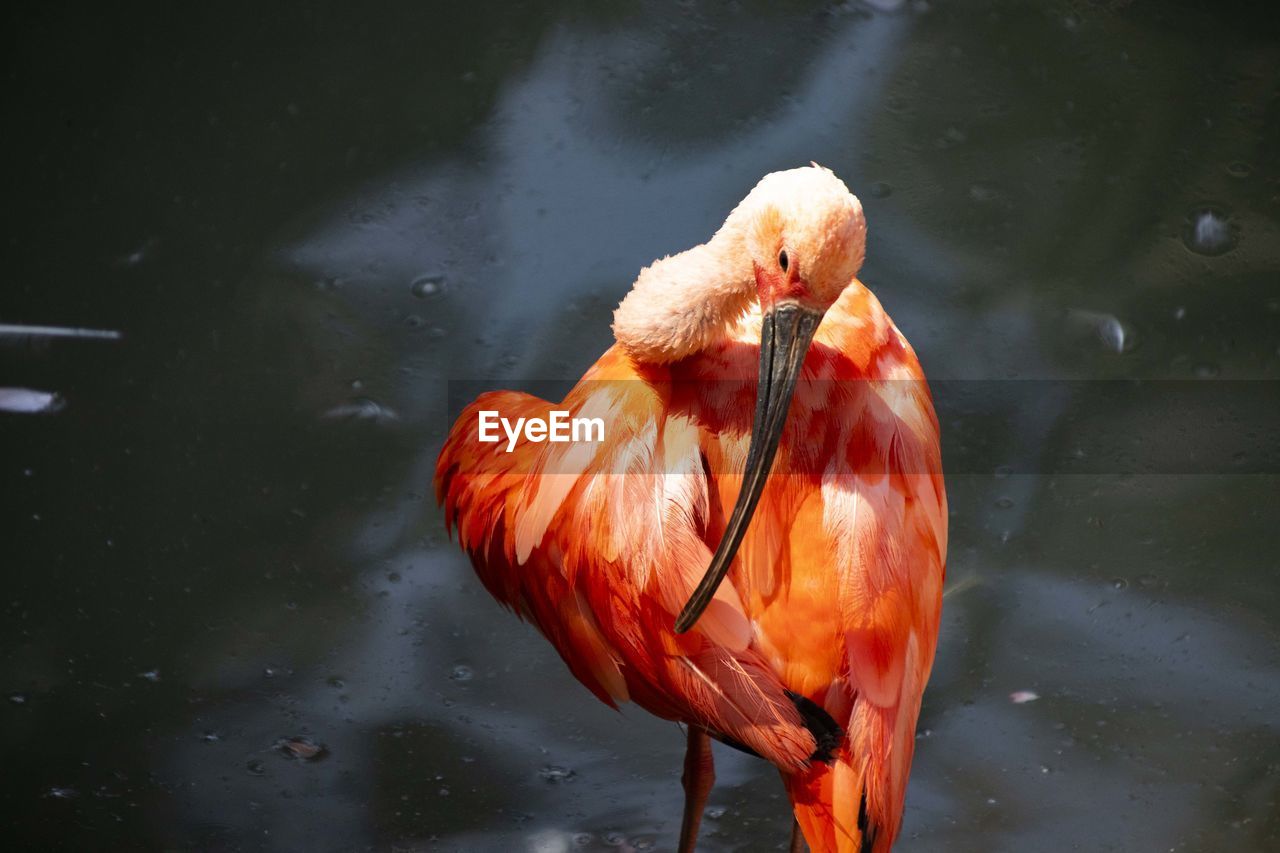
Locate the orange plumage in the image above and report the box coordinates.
[435,166,946,852]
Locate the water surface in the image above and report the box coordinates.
[4,2,1278,851]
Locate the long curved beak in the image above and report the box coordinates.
[674,301,824,633]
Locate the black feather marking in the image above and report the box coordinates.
[785,690,843,763]
[858,787,879,853]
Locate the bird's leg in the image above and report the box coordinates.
[788,818,807,852]
[677,726,715,853]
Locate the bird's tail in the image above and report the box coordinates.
[784,743,887,853]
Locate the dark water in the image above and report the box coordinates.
[4,2,1279,850]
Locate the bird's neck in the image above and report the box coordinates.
[611,230,753,364]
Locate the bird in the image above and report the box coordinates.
[435,165,946,852]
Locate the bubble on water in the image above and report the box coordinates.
[1183,207,1237,256]
[1066,310,1127,354]
[1010,690,1040,704]
[538,765,577,784]
[410,275,447,298]
[449,664,474,682]
[46,787,78,800]
[1096,318,1125,352]
[9,693,27,705]
[572,833,594,846]
[1111,577,1129,590]
[138,669,161,683]
[1226,161,1252,178]
[706,806,727,819]
[246,759,266,776]
[868,181,893,199]
[275,736,328,762]
[1194,363,1220,378]
[199,731,221,743]
[994,497,1014,509]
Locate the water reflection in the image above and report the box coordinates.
[4,1,1278,851]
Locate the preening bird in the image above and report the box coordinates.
[436,165,946,852]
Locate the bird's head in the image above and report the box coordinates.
[734,164,867,314]
[613,164,867,367]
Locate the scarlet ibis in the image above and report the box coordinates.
[436,165,946,852]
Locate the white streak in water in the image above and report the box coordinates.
[322,398,400,423]
[0,388,65,414]
[0,323,122,341]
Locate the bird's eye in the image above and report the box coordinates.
[778,249,789,272]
